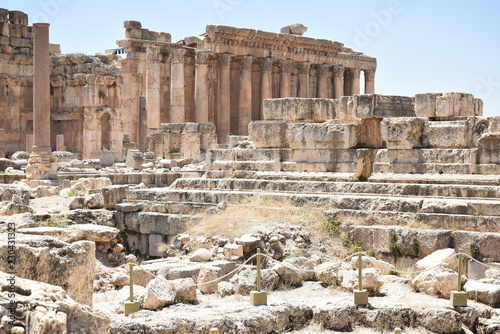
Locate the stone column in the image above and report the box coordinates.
[343,68,352,97]
[317,64,330,98]
[279,59,292,98]
[364,69,376,94]
[333,65,344,99]
[297,62,310,98]
[146,46,161,133]
[238,56,253,135]
[26,23,58,181]
[195,50,210,122]
[260,57,273,117]
[170,48,186,123]
[32,23,51,153]
[217,53,231,143]
[26,134,33,153]
[351,68,361,95]
[0,129,5,158]
[56,134,65,151]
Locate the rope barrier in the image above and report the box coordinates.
[117,250,499,288]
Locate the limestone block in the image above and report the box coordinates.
[229,267,256,295]
[281,23,308,35]
[197,265,222,294]
[0,9,8,23]
[165,265,201,281]
[271,263,303,287]
[338,268,384,292]
[124,20,142,29]
[0,235,96,306]
[436,93,476,118]
[67,224,119,243]
[289,123,358,150]
[248,121,290,148]
[84,193,105,209]
[415,93,442,117]
[416,248,457,271]
[102,185,129,209]
[143,278,176,310]
[172,278,197,303]
[426,120,473,148]
[9,11,28,25]
[189,248,213,262]
[126,233,149,255]
[478,132,500,150]
[421,309,462,334]
[381,117,426,149]
[282,256,315,281]
[411,265,460,298]
[262,98,335,121]
[139,212,169,235]
[464,280,500,307]
[353,94,415,118]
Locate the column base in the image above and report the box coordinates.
[25,152,58,180]
[250,291,267,306]
[450,290,467,307]
[354,289,369,305]
[124,301,141,316]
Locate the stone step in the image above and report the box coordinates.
[369,172,500,186]
[128,187,500,218]
[335,209,500,233]
[170,177,500,200]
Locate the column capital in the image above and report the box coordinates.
[217,53,232,67]
[146,46,160,62]
[260,57,274,72]
[238,56,253,70]
[296,61,310,74]
[279,59,293,73]
[317,63,330,76]
[364,69,376,82]
[349,68,361,78]
[195,50,210,65]
[333,65,345,77]
[170,48,186,63]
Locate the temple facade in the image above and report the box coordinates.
[0,9,376,164]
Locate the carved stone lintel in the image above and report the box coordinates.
[170,48,186,63]
[279,59,293,73]
[333,65,345,77]
[239,56,253,70]
[195,50,210,65]
[146,46,160,62]
[260,57,274,72]
[296,62,310,74]
[318,63,330,76]
[218,53,232,67]
[365,69,376,82]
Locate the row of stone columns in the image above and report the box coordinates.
[146,49,376,141]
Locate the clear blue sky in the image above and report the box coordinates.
[3,0,500,116]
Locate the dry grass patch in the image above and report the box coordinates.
[187,193,328,239]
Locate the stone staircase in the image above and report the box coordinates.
[124,177,500,233]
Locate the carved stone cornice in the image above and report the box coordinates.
[333,65,345,77]
[170,48,186,63]
[317,63,330,76]
[296,62,310,75]
[195,50,210,65]
[364,69,376,82]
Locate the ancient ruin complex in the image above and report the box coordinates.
[0,8,500,334]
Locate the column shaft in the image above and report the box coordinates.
[364,69,376,94]
[333,65,344,99]
[351,68,361,95]
[195,50,210,122]
[238,56,253,135]
[317,64,329,98]
[279,60,292,98]
[170,48,186,123]
[217,53,231,143]
[33,23,51,153]
[260,58,273,118]
[297,62,310,98]
[146,46,161,133]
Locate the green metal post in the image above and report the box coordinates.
[457,250,462,292]
[257,248,261,292]
[129,263,134,302]
[358,247,363,291]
